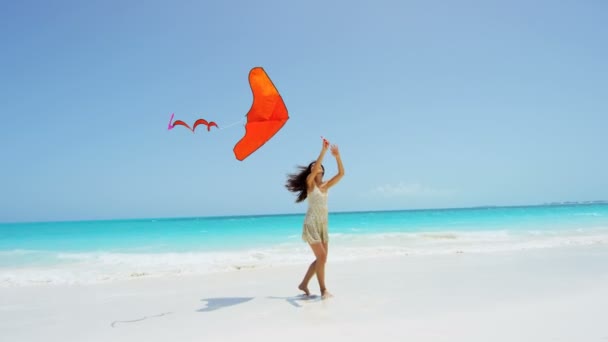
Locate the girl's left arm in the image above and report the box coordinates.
[324,145,344,189]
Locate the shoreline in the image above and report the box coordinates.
[3,231,607,287]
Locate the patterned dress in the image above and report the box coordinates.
[301,185,329,244]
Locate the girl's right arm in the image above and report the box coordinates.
[306,139,329,189]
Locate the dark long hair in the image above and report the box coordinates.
[285,161,324,203]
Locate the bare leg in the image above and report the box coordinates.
[308,242,330,298]
[320,242,332,299]
[298,242,332,298]
[298,260,316,296]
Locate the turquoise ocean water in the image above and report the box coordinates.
[1,204,607,286]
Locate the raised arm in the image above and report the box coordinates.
[307,139,329,189]
[324,145,344,189]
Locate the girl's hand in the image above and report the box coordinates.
[322,137,330,150]
[330,144,340,157]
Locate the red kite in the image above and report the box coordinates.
[167,67,288,161]
[233,67,289,161]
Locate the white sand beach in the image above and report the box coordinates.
[2,245,607,342]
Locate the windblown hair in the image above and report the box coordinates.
[285,161,324,203]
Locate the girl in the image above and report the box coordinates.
[285,139,344,299]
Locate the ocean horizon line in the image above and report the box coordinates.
[2,200,607,226]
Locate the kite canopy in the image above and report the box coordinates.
[233,67,289,161]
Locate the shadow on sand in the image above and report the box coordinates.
[266,294,321,308]
[112,295,322,326]
[197,294,322,312]
[197,297,255,312]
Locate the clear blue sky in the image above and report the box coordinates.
[1,0,606,223]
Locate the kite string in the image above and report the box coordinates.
[219,118,246,130]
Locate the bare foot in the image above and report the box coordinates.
[298,283,310,296]
[321,289,333,300]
